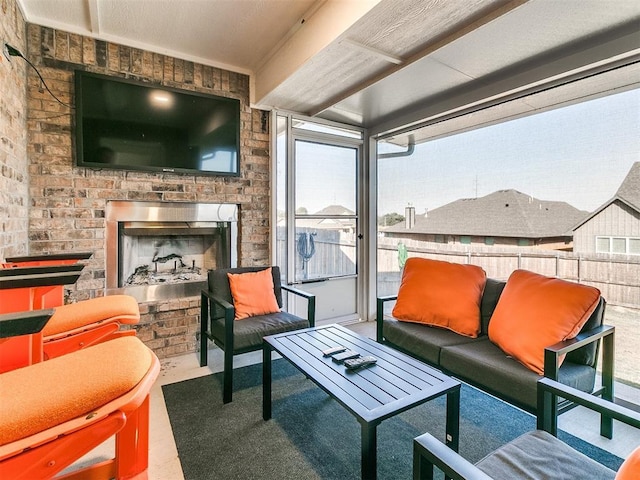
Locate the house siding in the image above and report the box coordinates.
[574,200,640,254]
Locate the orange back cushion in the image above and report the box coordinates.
[488,269,601,374]
[392,257,486,338]
[227,267,281,320]
[616,446,640,480]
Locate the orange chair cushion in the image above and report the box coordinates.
[43,295,140,336]
[227,267,280,320]
[0,336,153,445]
[391,258,486,338]
[616,446,640,479]
[488,270,601,374]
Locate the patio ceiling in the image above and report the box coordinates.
[17,0,640,141]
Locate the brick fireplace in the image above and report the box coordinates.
[20,24,272,358]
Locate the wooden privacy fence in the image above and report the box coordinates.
[276,230,639,308]
[378,238,640,309]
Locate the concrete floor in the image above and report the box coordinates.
[70,320,639,479]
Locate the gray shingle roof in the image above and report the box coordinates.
[385,189,587,238]
[295,204,356,230]
[313,205,355,216]
[572,162,640,230]
[616,162,640,210]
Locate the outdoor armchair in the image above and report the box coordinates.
[0,267,139,371]
[0,309,160,480]
[200,266,315,403]
[413,377,640,480]
[2,252,92,308]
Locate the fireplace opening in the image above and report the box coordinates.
[119,221,231,287]
[106,201,238,302]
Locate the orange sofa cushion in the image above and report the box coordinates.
[43,294,140,336]
[392,258,486,338]
[0,336,153,445]
[227,267,281,320]
[616,446,640,480]
[488,270,601,374]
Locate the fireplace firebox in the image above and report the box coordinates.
[106,201,238,302]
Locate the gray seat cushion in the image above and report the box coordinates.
[440,338,595,410]
[476,430,615,480]
[383,318,481,366]
[211,311,309,352]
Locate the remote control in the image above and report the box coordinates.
[344,356,377,370]
[322,346,347,357]
[331,350,360,363]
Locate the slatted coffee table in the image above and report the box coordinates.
[263,324,460,480]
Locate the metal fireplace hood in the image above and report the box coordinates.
[105,201,238,302]
[120,221,224,237]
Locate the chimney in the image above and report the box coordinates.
[405,205,415,229]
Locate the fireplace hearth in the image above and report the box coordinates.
[106,201,238,302]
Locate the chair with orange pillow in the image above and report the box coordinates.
[0,309,160,480]
[413,377,640,480]
[200,266,315,403]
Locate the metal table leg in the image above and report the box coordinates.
[361,421,377,480]
[445,385,460,452]
[262,342,272,421]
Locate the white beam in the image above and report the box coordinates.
[340,38,403,65]
[253,0,381,105]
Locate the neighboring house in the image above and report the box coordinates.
[573,162,640,255]
[383,189,587,250]
[295,205,357,234]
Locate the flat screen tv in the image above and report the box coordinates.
[74,70,240,176]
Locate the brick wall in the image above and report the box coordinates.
[24,23,271,358]
[0,0,28,260]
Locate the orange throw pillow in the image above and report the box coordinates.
[227,268,280,320]
[616,446,640,480]
[488,270,601,375]
[392,258,486,338]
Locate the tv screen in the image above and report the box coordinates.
[74,70,240,176]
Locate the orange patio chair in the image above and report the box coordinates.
[41,293,140,360]
[0,267,84,371]
[0,265,84,313]
[2,252,92,308]
[0,310,159,480]
[0,269,140,371]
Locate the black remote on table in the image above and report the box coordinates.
[322,346,347,357]
[331,350,360,363]
[344,356,377,370]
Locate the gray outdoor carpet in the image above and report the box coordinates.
[162,359,623,480]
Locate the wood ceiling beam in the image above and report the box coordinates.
[252,0,381,106]
[308,0,528,118]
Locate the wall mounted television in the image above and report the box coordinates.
[74,70,240,176]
